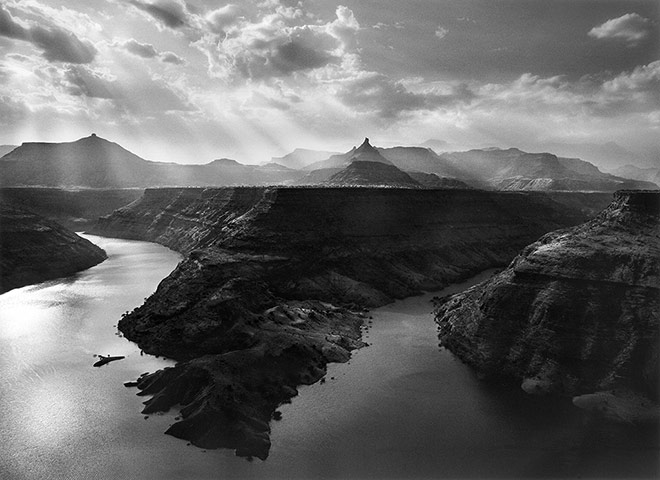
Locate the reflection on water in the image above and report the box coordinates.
[0,235,183,480]
[0,248,657,479]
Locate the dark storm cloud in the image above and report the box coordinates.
[129,0,188,29]
[0,5,96,63]
[338,73,474,118]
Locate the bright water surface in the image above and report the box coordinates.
[0,236,657,479]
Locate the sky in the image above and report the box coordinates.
[0,0,658,166]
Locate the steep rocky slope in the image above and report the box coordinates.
[324,161,422,188]
[0,204,107,293]
[435,190,659,421]
[91,187,605,459]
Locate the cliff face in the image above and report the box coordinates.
[92,187,609,458]
[0,204,107,293]
[434,191,659,419]
[94,187,598,303]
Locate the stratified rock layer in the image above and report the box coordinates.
[92,186,610,458]
[435,191,659,416]
[0,203,107,293]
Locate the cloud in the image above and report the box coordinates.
[122,38,158,58]
[117,38,186,64]
[435,26,448,39]
[338,73,474,118]
[196,4,360,81]
[205,4,242,33]
[64,65,118,98]
[0,94,29,126]
[475,61,660,118]
[602,60,660,94]
[588,13,652,45]
[160,51,185,64]
[129,0,188,29]
[0,5,96,63]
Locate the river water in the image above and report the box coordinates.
[0,236,657,479]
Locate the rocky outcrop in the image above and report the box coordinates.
[435,191,659,420]
[0,203,107,293]
[92,186,610,458]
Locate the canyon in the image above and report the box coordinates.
[91,186,613,458]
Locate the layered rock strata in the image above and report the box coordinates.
[92,187,606,458]
[434,191,659,420]
[0,203,107,293]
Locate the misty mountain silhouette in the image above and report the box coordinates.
[0,134,303,188]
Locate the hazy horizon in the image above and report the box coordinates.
[0,0,658,167]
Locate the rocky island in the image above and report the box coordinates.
[434,190,659,421]
[91,186,614,459]
[0,203,107,293]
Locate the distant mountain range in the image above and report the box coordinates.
[0,134,301,188]
[0,134,656,191]
[438,148,655,191]
[611,165,660,187]
[539,141,658,171]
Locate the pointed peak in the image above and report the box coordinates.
[78,133,105,143]
[356,137,377,153]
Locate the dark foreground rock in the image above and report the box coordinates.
[434,190,659,421]
[92,187,611,458]
[0,187,143,229]
[0,203,107,293]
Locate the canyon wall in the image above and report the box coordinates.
[0,188,143,229]
[0,204,107,293]
[435,191,659,421]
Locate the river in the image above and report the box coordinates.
[0,236,656,479]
